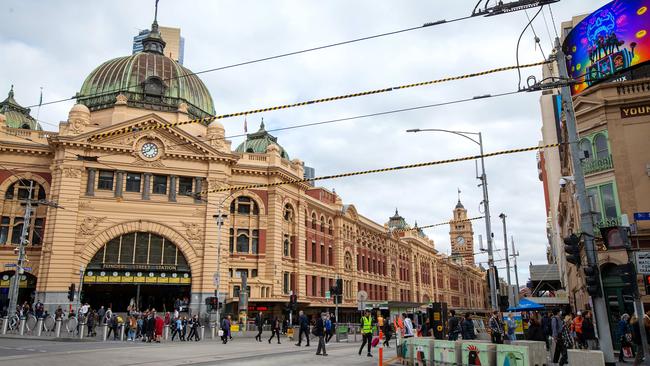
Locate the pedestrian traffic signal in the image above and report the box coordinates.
[600,226,631,249]
[619,263,638,295]
[583,265,601,297]
[336,279,343,295]
[563,234,581,266]
[67,283,75,302]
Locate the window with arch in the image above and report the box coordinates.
[1,179,47,246]
[579,138,592,161]
[229,196,261,255]
[88,232,189,270]
[593,133,609,159]
[230,229,259,254]
[283,236,290,257]
[230,196,259,215]
[344,251,353,271]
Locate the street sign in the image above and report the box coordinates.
[22,267,32,271]
[634,212,650,221]
[217,291,226,303]
[325,291,331,299]
[357,301,366,311]
[636,252,650,274]
[213,273,220,287]
[4,264,16,267]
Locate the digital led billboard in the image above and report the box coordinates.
[562,0,650,95]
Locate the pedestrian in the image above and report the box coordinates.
[632,315,645,366]
[448,310,461,341]
[268,316,281,344]
[618,313,633,363]
[582,310,598,350]
[154,311,164,343]
[506,313,517,342]
[127,315,137,341]
[358,310,374,357]
[324,313,333,344]
[87,310,96,337]
[526,317,546,342]
[221,315,230,344]
[383,317,393,347]
[403,313,414,338]
[181,315,188,341]
[541,311,552,350]
[55,306,63,320]
[255,311,264,342]
[489,310,504,344]
[228,315,233,341]
[188,315,200,341]
[295,310,310,347]
[104,307,112,324]
[171,316,181,341]
[315,312,328,356]
[106,314,118,340]
[573,311,585,348]
[146,311,156,342]
[554,314,574,366]
[551,309,563,357]
[461,313,476,340]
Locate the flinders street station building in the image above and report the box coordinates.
[0,20,487,318]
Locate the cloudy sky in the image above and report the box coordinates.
[1,0,610,285]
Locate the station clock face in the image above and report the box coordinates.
[141,142,159,159]
[456,236,466,245]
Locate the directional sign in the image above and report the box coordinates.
[634,212,650,221]
[325,291,331,299]
[357,301,366,311]
[4,264,16,267]
[217,292,226,303]
[636,252,650,275]
[213,273,220,287]
[22,267,32,271]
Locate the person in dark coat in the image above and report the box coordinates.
[448,310,461,341]
[382,319,393,347]
[295,311,310,347]
[541,312,552,350]
[254,311,264,342]
[461,313,476,340]
[268,316,281,344]
[526,317,546,342]
[582,310,597,350]
[314,313,328,356]
[146,312,156,342]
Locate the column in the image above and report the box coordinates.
[142,173,151,200]
[193,177,202,203]
[168,175,177,202]
[85,168,96,196]
[114,171,124,198]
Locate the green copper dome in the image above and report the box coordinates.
[0,86,41,130]
[77,22,214,120]
[235,120,289,159]
[387,209,408,230]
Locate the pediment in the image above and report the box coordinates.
[67,114,232,160]
[573,97,604,115]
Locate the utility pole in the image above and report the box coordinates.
[8,181,34,315]
[499,213,513,308]
[213,207,227,327]
[555,37,616,365]
[511,236,520,304]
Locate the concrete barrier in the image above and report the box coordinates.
[568,349,605,366]
[512,340,547,366]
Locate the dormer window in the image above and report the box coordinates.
[144,76,166,97]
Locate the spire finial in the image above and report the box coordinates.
[8,85,14,98]
[457,187,461,203]
[260,117,265,130]
[154,0,159,23]
[395,208,399,216]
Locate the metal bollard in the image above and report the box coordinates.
[200,325,205,340]
[210,322,215,339]
[55,319,62,338]
[1,317,7,335]
[119,324,125,341]
[353,326,357,342]
[163,324,169,340]
[19,317,26,335]
[102,324,108,341]
[36,318,43,336]
[79,322,86,339]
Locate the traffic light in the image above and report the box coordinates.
[335,279,343,295]
[600,226,631,250]
[644,275,650,296]
[583,265,601,297]
[67,283,75,302]
[620,263,638,295]
[563,234,581,266]
[289,293,297,311]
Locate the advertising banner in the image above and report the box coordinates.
[497,344,530,366]
[433,340,459,365]
[462,342,495,366]
[563,0,650,95]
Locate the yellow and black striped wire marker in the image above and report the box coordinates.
[201,142,561,194]
[88,61,549,141]
[392,216,485,233]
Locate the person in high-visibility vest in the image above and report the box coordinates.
[358,310,374,357]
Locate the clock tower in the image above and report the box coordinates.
[449,193,475,264]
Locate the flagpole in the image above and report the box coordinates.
[36,87,43,126]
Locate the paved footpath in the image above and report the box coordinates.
[0,336,395,366]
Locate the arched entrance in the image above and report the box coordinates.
[82,231,191,313]
[0,271,37,310]
[601,263,635,349]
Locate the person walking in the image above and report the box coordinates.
[618,313,633,363]
[171,316,182,341]
[448,310,461,341]
[554,314,574,366]
[551,309,563,357]
[582,310,598,350]
[489,310,504,344]
[87,310,96,337]
[632,315,644,366]
[541,311,552,350]
[106,314,118,340]
[526,317,546,342]
[573,311,585,349]
[220,315,230,344]
[314,312,328,356]
[295,310,310,347]
[154,312,164,343]
[97,306,105,324]
[461,313,476,340]
[403,313,414,338]
[324,313,333,344]
[255,311,264,342]
[358,310,373,357]
[268,316,281,344]
[383,317,393,347]
[506,313,517,342]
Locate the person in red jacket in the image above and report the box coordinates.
[573,311,584,349]
[154,311,164,343]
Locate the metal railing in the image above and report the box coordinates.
[582,154,613,175]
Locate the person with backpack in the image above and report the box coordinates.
[383,317,393,347]
[220,315,230,344]
[268,316,281,344]
[448,310,461,341]
[358,310,374,357]
[324,313,333,344]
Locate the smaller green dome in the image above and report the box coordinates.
[0,86,41,130]
[387,209,408,230]
[235,120,289,159]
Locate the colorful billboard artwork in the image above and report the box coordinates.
[563,0,650,95]
[462,342,495,366]
[433,340,459,365]
[497,344,530,366]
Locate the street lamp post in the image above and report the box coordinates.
[212,195,232,327]
[499,213,513,308]
[407,128,498,310]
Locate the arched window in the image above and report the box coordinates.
[283,238,290,257]
[230,227,259,255]
[88,232,189,270]
[311,213,317,229]
[236,230,249,253]
[579,138,592,161]
[230,196,259,215]
[1,179,47,246]
[594,133,609,159]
